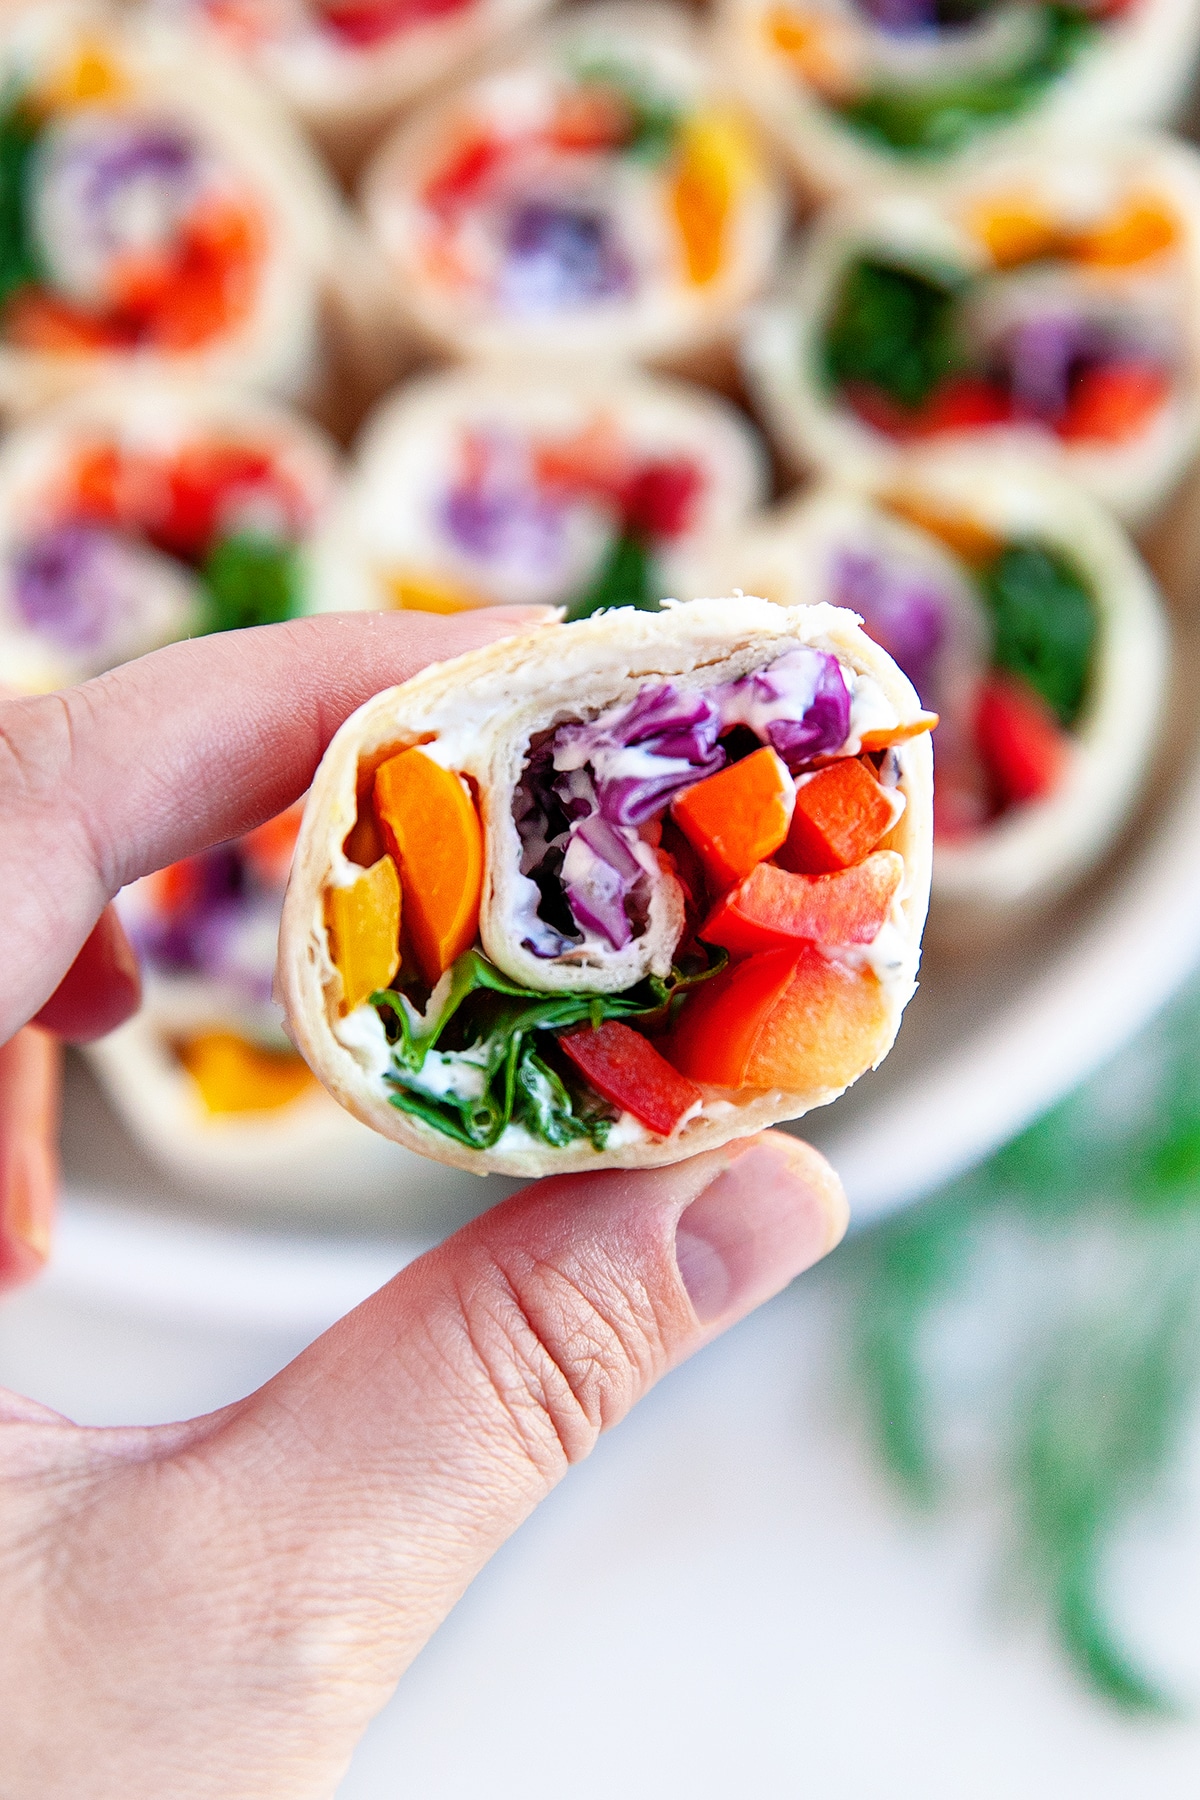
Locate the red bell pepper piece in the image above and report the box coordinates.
[671,747,793,892]
[701,852,903,956]
[559,1020,702,1137]
[844,376,1012,440]
[1056,361,1169,444]
[321,0,467,48]
[620,457,703,539]
[777,758,895,875]
[975,674,1071,809]
[664,948,805,1087]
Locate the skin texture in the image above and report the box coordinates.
[0,612,849,1800]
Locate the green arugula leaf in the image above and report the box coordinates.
[822,254,966,412]
[565,532,659,621]
[838,6,1094,157]
[978,540,1097,728]
[199,534,300,634]
[0,94,43,311]
[572,59,681,163]
[371,946,724,1151]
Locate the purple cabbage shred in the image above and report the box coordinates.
[833,550,946,704]
[14,522,143,652]
[500,202,633,312]
[514,648,854,953]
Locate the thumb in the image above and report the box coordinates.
[185,1131,846,1785]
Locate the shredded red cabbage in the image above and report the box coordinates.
[833,550,946,704]
[713,647,850,771]
[514,647,852,953]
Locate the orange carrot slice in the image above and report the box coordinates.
[670,746,792,892]
[777,758,895,875]
[326,852,402,1013]
[374,748,482,985]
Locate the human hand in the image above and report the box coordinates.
[0,615,848,1799]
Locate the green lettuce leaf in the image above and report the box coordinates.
[371,946,724,1151]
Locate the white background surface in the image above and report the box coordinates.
[5,1241,1200,1797]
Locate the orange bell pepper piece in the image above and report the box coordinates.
[374,748,482,986]
[701,852,903,956]
[670,747,793,893]
[1056,362,1169,444]
[742,952,891,1092]
[559,1021,702,1137]
[665,947,805,1087]
[778,758,895,875]
[858,712,938,753]
[326,852,402,1012]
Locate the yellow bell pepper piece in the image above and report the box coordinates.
[326,852,402,1013]
[967,196,1061,269]
[374,748,482,986]
[179,1033,317,1114]
[384,570,490,614]
[670,112,755,287]
[34,39,127,112]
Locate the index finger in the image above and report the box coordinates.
[0,607,548,1042]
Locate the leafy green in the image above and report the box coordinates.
[1014,1266,1200,1712]
[573,59,681,163]
[199,534,301,634]
[371,946,725,1151]
[844,972,1200,1712]
[565,532,659,620]
[978,541,1097,727]
[838,6,1094,157]
[0,93,43,311]
[822,255,965,412]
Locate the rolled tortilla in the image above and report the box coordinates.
[150,0,556,173]
[360,2,788,369]
[742,134,1200,525]
[0,377,341,694]
[0,3,366,416]
[717,0,1200,202]
[687,455,1168,929]
[307,363,769,619]
[89,800,420,1201]
[278,598,934,1178]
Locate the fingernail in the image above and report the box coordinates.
[674,1137,849,1326]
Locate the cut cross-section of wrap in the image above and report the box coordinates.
[0,4,366,416]
[278,599,934,1178]
[0,377,340,694]
[742,135,1200,525]
[360,2,787,369]
[89,801,413,1199]
[687,457,1168,933]
[718,0,1200,201]
[150,0,556,173]
[307,363,768,620]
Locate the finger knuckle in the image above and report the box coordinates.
[453,1242,670,1477]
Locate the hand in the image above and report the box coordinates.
[0,615,848,1799]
